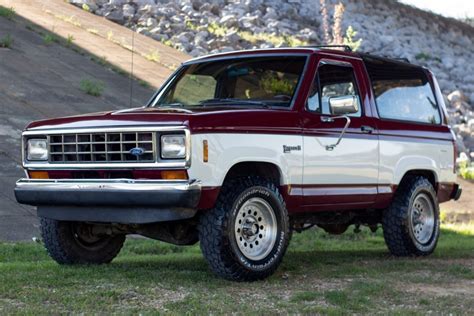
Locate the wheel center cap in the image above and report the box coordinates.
[242,218,259,237]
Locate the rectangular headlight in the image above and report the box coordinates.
[161,134,186,159]
[27,139,48,161]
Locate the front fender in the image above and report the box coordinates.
[188,133,303,187]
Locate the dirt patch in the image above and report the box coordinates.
[116,286,189,310]
[403,280,474,297]
[0,298,26,310]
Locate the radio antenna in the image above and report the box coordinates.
[129,24,135,108]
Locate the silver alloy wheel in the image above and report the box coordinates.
[410,193,435,244]
[234,197,277,261]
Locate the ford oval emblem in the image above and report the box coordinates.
[129,147,145,157]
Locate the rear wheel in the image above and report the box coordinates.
[382,176,440,256]
[198,177,290,281]
[40,218,125,264]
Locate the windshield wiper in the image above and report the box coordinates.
[199,98,270,108]
[159,102,185,107]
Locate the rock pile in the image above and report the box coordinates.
[447,90,474,158]
[69,0,474,157]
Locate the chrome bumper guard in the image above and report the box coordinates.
[14,179,201,224]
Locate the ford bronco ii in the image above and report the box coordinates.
[15,46,462,281]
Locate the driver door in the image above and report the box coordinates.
[302,56,379,209]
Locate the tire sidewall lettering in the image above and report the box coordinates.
[228,186,287,272]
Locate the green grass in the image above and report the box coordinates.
[144,50,160,63]
[21,19,144,82]
[79,79,105,97]
[139,80,151,89]
[82,4,91,12]
[415,52,442,63]
[43,33,59,45]
[0,34,13,48]
[0,224,473,314]
[66,34,75,47]
[0,6,15,20]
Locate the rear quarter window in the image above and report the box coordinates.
[365,60,441,124]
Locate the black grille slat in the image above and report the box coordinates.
[48,131,155,163]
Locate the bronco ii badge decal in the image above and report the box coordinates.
[283,145,301,153]
[129,147,145,157]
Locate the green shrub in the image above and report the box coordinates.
[144,50,160,62]
[43,33,59,45]
[460,166,474,180]
[139,80,151,89]
[0,6,15,20]
[66,34,75,47]
[25,24,35,32]
[80,79,105,97]
[415,52,431,60]
[415,52,442,63]
[343,26,363,51]
[458,159,469,170]
[457,158,474,180]
[261,75,295,95]
[0,34,13,48]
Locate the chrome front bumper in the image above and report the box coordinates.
[14,179,201,224]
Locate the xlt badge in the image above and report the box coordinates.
[283,145,301,153]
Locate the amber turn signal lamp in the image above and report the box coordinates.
[29,171,49,179]
[203,140,208,163]
[161,170,188,180]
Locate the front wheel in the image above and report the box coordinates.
[40,218,125,264]
[382,176,440,256]
[198,177,290,281]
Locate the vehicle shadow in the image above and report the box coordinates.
[103,227,474,284]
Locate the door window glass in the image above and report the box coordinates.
[307,63,361,116]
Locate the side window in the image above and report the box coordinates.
[307,63,362,116]
[371,77,440,124]
[364,60,441,124]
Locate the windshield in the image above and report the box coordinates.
[151,56,307,108]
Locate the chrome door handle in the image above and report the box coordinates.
[320,115,351,151]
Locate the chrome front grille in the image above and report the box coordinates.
[48,132,156,163]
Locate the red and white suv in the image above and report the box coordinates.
[15,47,462,281]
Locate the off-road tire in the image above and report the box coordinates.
[382,176,440,256]
[40,218,125,264]
[198,177,290,281]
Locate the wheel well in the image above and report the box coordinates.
[399,170,437,189]
[223,162,282,185]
